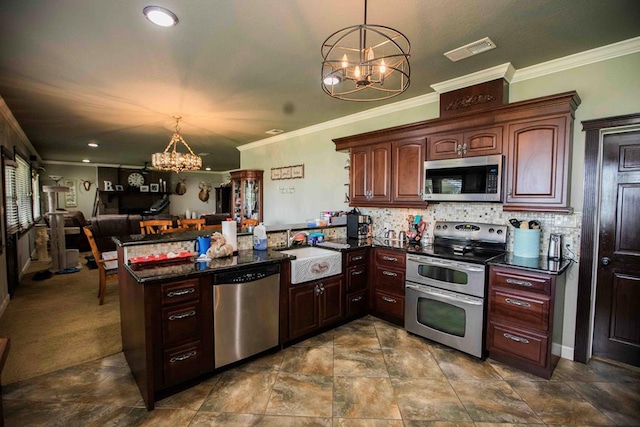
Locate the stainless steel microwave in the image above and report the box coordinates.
[423,154,504,202]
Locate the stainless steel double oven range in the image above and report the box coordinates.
[405,221,507,358]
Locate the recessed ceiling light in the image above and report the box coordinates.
[82,159,91,163]
[265,129,285,135]
[205,167,211,171]
[87,142,98,147]
[143,6,178,27]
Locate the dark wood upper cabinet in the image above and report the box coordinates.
[504,116,572,213]
[334,91,580,213]
[427,126,503,160]
[393,138,426,203]
[350,142,392,205]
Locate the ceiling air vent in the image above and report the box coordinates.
[444,37,496,62]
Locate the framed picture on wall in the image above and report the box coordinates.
[140,185,149,192]
[291,164,304,179]
[271,168,281,180]
[150,183,160,192]
[64,180,77,207]
[280,167,292,179]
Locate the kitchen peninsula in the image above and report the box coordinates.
[114,229,292,410]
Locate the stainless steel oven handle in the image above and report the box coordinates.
[408,256,483,272]
[409,286,483,306]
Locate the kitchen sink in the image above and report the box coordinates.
[280,246,342,284]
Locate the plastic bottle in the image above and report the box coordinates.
[253,222,268,251]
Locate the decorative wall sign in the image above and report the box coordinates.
[271,164,305,180]
[280,167,292,179]
[140,185,149,192]
[115,185,124,192]
[64,180,77,207]
[271,168,281,180]
[291,164,304,178]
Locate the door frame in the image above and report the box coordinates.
[575,113,640,363]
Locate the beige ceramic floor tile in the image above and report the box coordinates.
[189,412,263,426]
[390,378,471,422]
[508,380,615,425]
[569,380,640,425]
[448,379,542,423]
[334,346,388,377]
[383,347,445,379]
[265,372,334,417]
[334,376,402,419]
[199,370,278,414]
[281,344,334,376]
[429,346,501,380]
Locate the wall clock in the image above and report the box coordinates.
[127,172,145,187]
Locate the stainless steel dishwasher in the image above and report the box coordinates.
[212,263,280,368]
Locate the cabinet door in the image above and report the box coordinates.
[350,147,369,204]
[368,142,392,203]
[289,283,319,339]
[319,276,344,327]
[428,132,462,160]
[464,126,503,157]
[504,116,571,212]
[393,138,426,203]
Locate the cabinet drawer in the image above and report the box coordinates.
[490,289,550,332]
[373,266,404,295]
[161,279,200,305]
[346,249,368,266]
[346,290,367,317]
[375,249,406,269]
[346,265,367,292]
[490,267,551,295]
[488,322,547,367]
[163,341,202,387]
[372,291,404,321]
[162,302,201,346]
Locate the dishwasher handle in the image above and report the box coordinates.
[213,263,280,284]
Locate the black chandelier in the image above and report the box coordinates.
[321,0,411,101]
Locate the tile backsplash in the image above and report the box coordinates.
[361,203,581,261]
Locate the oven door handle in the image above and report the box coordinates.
[408,257,484,273]
[406,284,483,306]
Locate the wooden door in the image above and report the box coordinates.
[392,138,426,204]
[593,131,640,366]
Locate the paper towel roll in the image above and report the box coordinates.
[221,221,237,253]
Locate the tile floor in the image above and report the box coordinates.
[3,315,640,426]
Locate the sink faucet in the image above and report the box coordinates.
[286,230,308,247]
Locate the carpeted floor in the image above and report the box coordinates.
[0,253,122,385]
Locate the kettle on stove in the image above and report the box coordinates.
[548,233,562,260]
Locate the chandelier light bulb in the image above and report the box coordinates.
[355,66,361,78]
[380,59,386,74]
[342,54,348,69]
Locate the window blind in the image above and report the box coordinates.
[16,155,34,231]
[4,161,19,234]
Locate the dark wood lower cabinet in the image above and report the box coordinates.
[486,265,565,379]
[119,264,213,410]
[288,275,344,341]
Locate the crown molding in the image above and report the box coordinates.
[237,91,440,151]
[511,36,640,82]
[430,63,516,94]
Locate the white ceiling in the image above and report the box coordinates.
[1,0,639,171]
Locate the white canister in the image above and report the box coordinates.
[221,220,238,253]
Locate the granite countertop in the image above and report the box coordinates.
[125,249,292,283]
[488,252,573,275]
[113,229,253,247]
